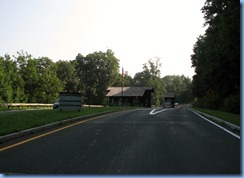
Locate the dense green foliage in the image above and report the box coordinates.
[75,50,120,105]
[115,58,193,105]
[163,75,193,104]
[132,58,165,106]
[0,51,62,103]
[0,50,120,104]
[0,51,193,106]
[191,0,240,113]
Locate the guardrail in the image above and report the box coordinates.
[0,103,53,109]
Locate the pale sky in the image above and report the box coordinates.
[0,0,206,78]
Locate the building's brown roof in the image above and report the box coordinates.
[164,92,176,98]
[106,87,153,97]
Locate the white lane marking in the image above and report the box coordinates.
[149,108,171,115]
[190,109,240,139]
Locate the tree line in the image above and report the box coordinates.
[0,50,193,106]
[191,0,240,113]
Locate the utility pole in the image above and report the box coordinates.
[121,67,125,106]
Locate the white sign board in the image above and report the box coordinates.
[59,92,82,111]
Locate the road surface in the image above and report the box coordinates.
[0,108,240,174]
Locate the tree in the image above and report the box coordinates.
[0,57,4,102]
[56,60,79,92]
[0,56,12,102]
[0,55,13,102]
[75,49,120,105]
[134,58,166,106]
[15,52,62,103]
[162,75,193,104]
[0,54,26,103]
[36,57,62,103]
[112,70,134,87]
[191,0,240,113]
[15,52,40,103]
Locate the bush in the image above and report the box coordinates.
[192,95,221,110]
[222,94,240,114]
[193,94,240,114]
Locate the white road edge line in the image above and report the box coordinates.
[149,108,171,115]
[189,109,240,139]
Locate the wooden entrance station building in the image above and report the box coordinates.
[106,87,153,107]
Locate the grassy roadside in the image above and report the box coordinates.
[192,107,240,126]
[0,107,134,136]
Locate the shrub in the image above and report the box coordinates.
[222,94,240,114]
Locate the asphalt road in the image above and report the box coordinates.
[0,108,240,174]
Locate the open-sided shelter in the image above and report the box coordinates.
[163,92,176,108]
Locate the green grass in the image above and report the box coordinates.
[193,107,240,126]
[0,107,131,136]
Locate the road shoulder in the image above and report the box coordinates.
[189,108,240,139]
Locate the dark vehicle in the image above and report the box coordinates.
[53,99,59,109]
